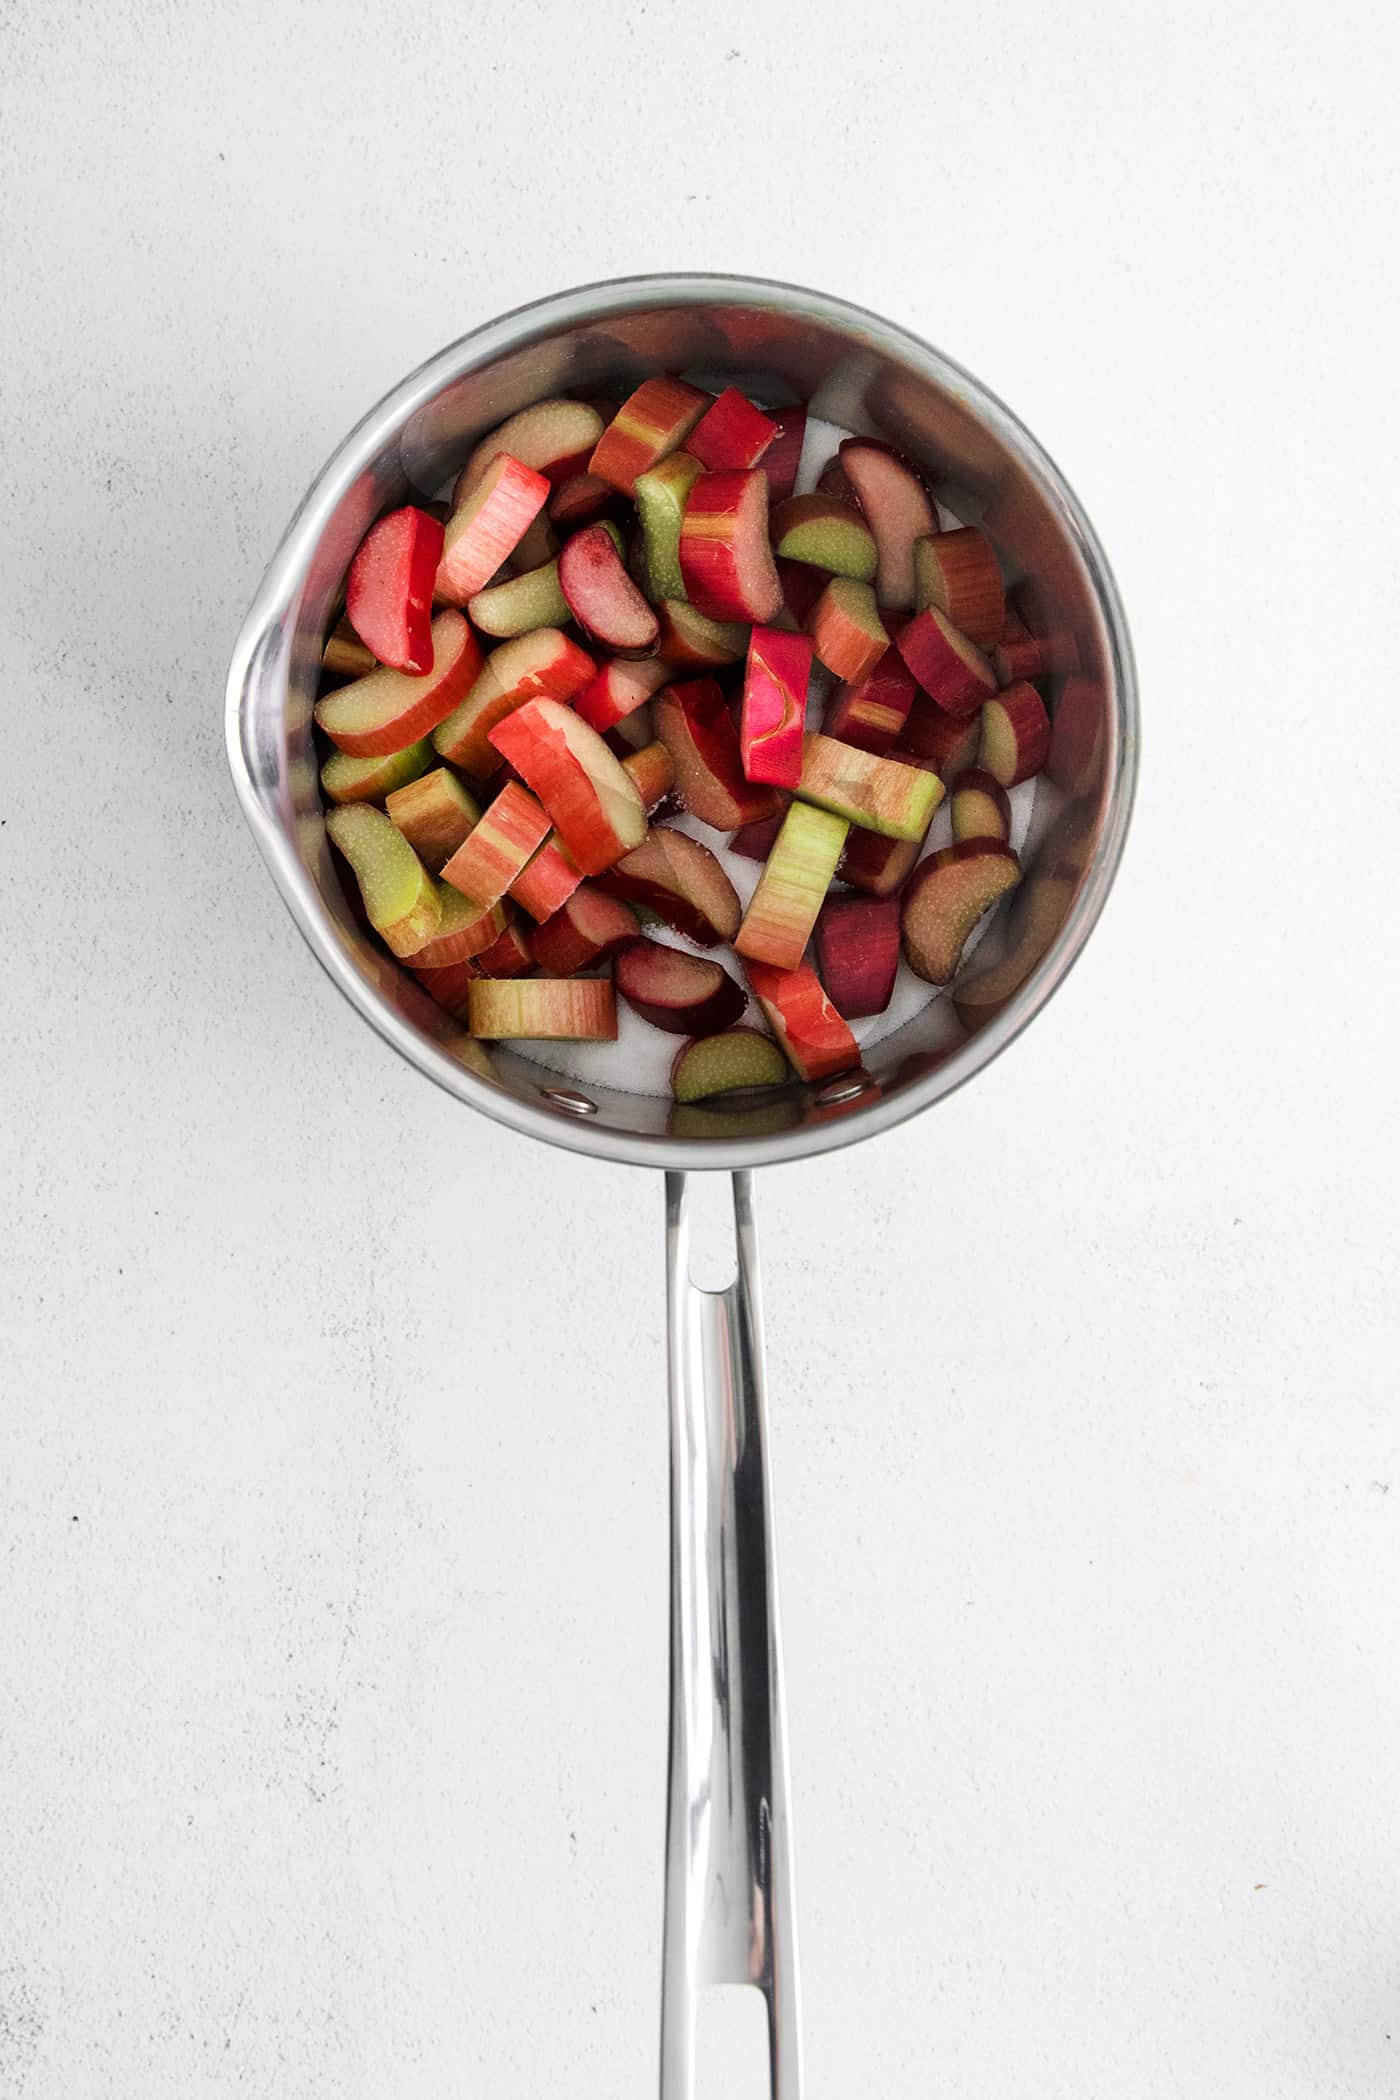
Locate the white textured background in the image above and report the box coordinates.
[3,3,1398,2095]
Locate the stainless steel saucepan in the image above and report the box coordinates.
[226,273,1138,2099]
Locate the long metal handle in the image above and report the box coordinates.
[661,1171,802,2100]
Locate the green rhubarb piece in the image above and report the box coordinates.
[320,738,433,806]
[635,452,703,601]
[796,732,944,841]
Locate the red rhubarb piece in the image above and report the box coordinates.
[614,938,747,1036]
[315,610,482,757]
[740,625,811,788]
[655,677,781,829]
[679,469,783,624]
[558,524,661,656]
[742,959,859,1082]
[435,453,550,606]
[346,506,444,673]
[814,895,900,1018]
[687,387,778,471]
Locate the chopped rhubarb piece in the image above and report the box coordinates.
[797,732,944,840]
[614,938,747,1036]
[950,767,1013,843]
[730,805,789,861]
[386,766,482,868]
[435,453,550,606]
[979,680,1050,787]
[621,739,675,814]
[762,405,807,504]
[901,841,1021,984]
[488,699,646,874]
[588,376,710,496]
[412,889,506,968]
[899,691,982,776]
[679,469,783,624]
[811,578,888,683]
[548,471,621,528]
[814,894,901,1018]
[735,801,849,972]
[655,598,749,667]
[912,529,1005,650]
[837,439,937,609]
[992,630,1052,686]
[321,737,432,807]
[670,1027,788,1103]
[743,959,859,1082]
[453,398,605,502]
[741,625,811,788]
[509,835,582,922]
[1046,674,1105,795]
[821,650,915,755]
[771,494,878,583]
[558,523,660,655]
[469,978,617,1042]
[776,558,826,628]
[529,884,638,975]
[473,915,533,977]
[439,780,552,910]
[655,677,780,829]
[838,826,923,900]
[575,655,669,735]
[896,606,997,714]
[325,804,441,958]
[687,387,778,471]
[411,955,479,1023]
[594,827,740,946]
[346,505,444,672]
[315,610,481,757]
[467,558,569,638]
[433,628,595,777]
[634,451,703,602]
[322,617,378,684]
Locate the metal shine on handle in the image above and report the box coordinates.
[663,1172,801,2100]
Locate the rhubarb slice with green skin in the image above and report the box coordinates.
[509,835,582,922]
[530,885,639,975]
[896,605,997,715]
[814,894,900,1018]
[593,827,740,946]
[670,1027,788,1103]
[558,523,660,655]
[912,528,1005,650]
[742,959,859,1082]
[321,737,432,807]
[454,398,604,502]
[740,625,811,787]
[655,677,780,829]
[979,680,1051,787]
[488,698,647,875]
[735,801,849,972]
[433,628,595,777]
[614,938,747,1036]
[655,598,749,668]
[411,889,507,968]
[385,767,482,869]
[467,558,570,638]
[951,767,1013,843]
[838,439,937,609]
[634,452,704,601]
[679,468,783,623]
[771,494,878,582]
[589,377,710,496]
[468,977,617,1042]
[901,841,1021,984]
[797,732,944,841]
[347,505,444,672]
[439,781,553,910]
[687,387,778,471]
[316,610,482,757]
[822,650,915,755]
[325,804,441,958]
[575,655,668,734]
[621,739,675,814]
[761,406,807,504]
[435,453,551,606]
[810,578,888,684]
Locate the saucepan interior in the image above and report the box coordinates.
[226,273,1137,1170]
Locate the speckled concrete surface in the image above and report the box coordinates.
[2,3,1398,2095]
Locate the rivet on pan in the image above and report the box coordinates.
[815,1074,871,1107]
[540,1086,598,1116]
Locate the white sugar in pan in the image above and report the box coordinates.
[516,411,1035,1102]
